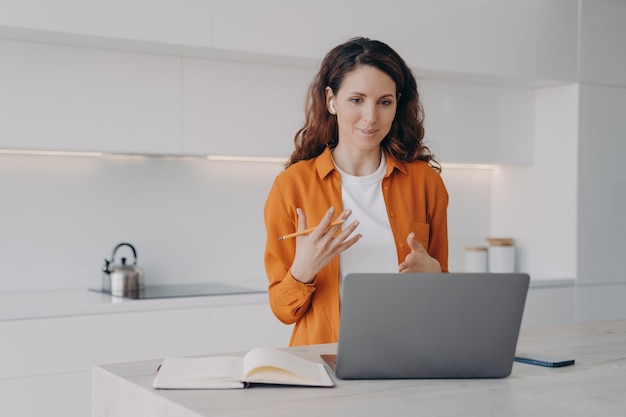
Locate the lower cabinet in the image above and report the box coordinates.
[207,303,293,353]
[0,285,581,417]
[0,301,291,417]
[0,371,90,417]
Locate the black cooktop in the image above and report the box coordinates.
[90,282,265,299]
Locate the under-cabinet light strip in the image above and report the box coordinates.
[206,155,286,163]
[0,149,103,157]
[0,149,495,169]
[441,162,494,170]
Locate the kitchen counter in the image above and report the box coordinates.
[0,278,576,322]
[1,277,580,417]
[92,320,626,417]
[0,280,289,417]
[0,277,576,323]
[0,281,268,321]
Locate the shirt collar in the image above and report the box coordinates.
[315,146,408,179]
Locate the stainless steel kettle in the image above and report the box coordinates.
[102,242,144,297]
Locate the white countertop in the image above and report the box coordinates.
[0,283,269,321]
[92,320,626,417]
[0,278,575,322]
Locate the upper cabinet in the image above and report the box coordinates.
[0,0,215,50]
[0,0,579,83]
[0,0,583,163]
[419,79,535,165]
[209,1,418,64]
[0,39,181,154]
[181,58,315,158]
[211,0,579,84]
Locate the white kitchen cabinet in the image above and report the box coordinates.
[0,1,583,161]
[0,293,289,417]
[0,1,580,83]
[419,79,535,165]
[0,308,210,417]
[577,84,626,285]
[180,57,537,162]
[210,0,419,62]
[406,0,578,83]
[181,57,315,158]
[0,0,216,49]
[0,39,181,154]
[0,308,211,380]
[207,303,293,353]
[0,371,90,417]
[211,0,578,83]
[0,35,539,163]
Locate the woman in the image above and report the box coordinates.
[264,37,449,346]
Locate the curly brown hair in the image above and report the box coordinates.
[286,37,440,172]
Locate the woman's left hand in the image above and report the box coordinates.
[398,232,441,273]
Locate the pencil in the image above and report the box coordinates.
[278,220,346,241]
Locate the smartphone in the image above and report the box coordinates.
[514,352,575,367]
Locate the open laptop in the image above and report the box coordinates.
[322,272,529,379]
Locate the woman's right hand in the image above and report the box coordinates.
[290,207,361,284]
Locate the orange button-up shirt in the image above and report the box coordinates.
[264,147,448,346]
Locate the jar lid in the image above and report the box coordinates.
[486,238,515,246]
[465,246,488,251]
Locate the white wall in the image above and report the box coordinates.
[0,152,491,292]
[0,155,279,291]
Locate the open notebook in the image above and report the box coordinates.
[154,347,334,389]
[322,272,530,379]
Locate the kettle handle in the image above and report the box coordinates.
[111,242,138,266]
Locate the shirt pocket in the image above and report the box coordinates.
[414,223,430,249]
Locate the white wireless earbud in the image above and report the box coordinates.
[330,101,336,114]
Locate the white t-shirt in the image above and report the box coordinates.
[334,153,398,297]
